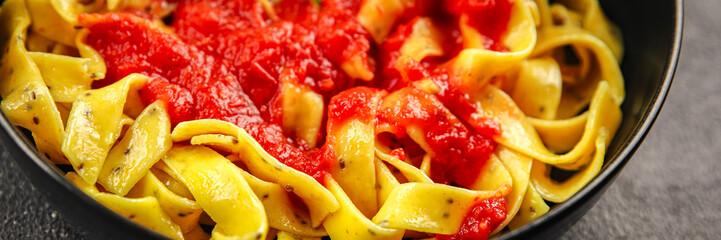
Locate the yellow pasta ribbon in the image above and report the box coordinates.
[126,171,203,234]
[549,3,584,27]
[75,29,107,81]
[323,179,404,240]
[531,0,553,28]
[452,0,537,90]
[469,155,513,193]
[399,17,444,62]
[62,73,147,184]
[374,158,401,208]
[491,146,532,233]
[238,169,326,237]
[532,26,624,118]
[510,58,563,120]
[184,226,211,240]
[26,0,79,47]
[152,168,195,200]
[98,101,172,196]
[507,184,549,230]
[530,128,608,203]
[553,0,624,60]
[374,146,433,184]
[327,89,385,219]
[277,231,322,240]
[189,134,242,154]
[472,81,620,169]
[67,172,184,239]
[0,0,67,164]
[330,119,379,218]
[26,31,57,53]
[28,52,94,103]
[528,112,587,154]
[281,82,324,148]
[171,119,340,227]
[357,0,409,43]
[161,145,268,240]
[372,183,511,235]
[25,31,78,56]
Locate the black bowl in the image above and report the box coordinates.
[0,0,683,239]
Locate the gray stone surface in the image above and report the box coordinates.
[1,0,720,239]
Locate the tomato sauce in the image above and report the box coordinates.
[437,197,508,240]
[445,0,515,52]
[376,87,496,187]
[321,87,384,168]
[79,0,514,238]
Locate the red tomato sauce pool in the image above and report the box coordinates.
[78,0,514,238]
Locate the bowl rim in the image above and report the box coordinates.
[496,0,684,238]
[0,0,684,239]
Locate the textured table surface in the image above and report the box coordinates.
[2,1,720,239]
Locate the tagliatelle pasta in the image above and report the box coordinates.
[0,0,624,239]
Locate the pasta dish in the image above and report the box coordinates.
[0,0,624,239]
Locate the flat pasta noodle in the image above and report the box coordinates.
[472,81,620,169]
[97,101,172,196]
[25,30,78,56]
[553,0,624,60]
[183,225,211,240]
[28,52,94,103]
[277,231,322,240]
[530,127,608,203]
[491,146,533,234]
[398,17,445,62]
[371,182,511,235]
[26,0,79,46]
[510,58,563,120]
[374,146,433,184]
[528,112,588,154]
[50,0,98,25]
[507,184,550,230]
[237,169,327,237]
[161,145,268,240]
[50,0,145,25]
[151,167,195,200]
[527,0,551,28]
[281,82,324,148]
[0,0,66,164]
[469,154,514,193]
[531,26,624,118]
[62,73,147,184]
[74,29,106,81]
[325,89,385,218]
[323,178,405,240]
[171,119,340,227]
[66,172,184,239]
[329,119,379,218]
[357,0,409,43]
[452,0,537,90]
[189,134,243,154]
[125,171,204,234]
[374,158,401,207]
[26,31,59,53]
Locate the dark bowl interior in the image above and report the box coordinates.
[0,0,683,239]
